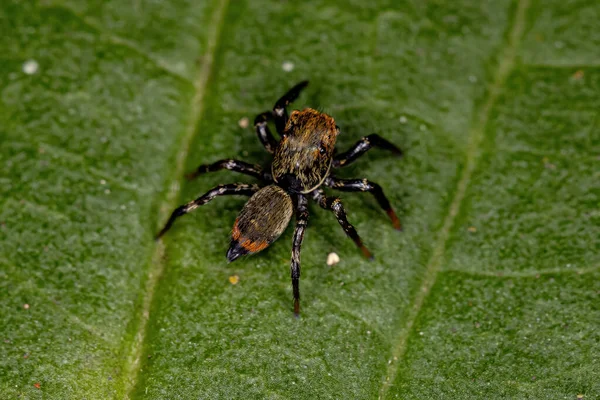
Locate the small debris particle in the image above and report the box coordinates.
[238,117,249,129]
[572,70,584,80]
[399,115,408,124]
[367,330,371,335]
[531,376,536,381]
[23,353,29,359]
[282,61,295,72]
[104,189,111,194]
[33,382,41,389]
[475,322,481,328]
[467,226,477,233]
[228,275,239,285]
[100,179,106,185]
[326,252,340,266]
[577,395,584,399]
[23,60,39,75]
[419,331,424,336]
[23,304,29,310]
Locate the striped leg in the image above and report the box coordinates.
[326,177,402,231]
[312,189,373,259]
[333,134,402,168]
[156,183,259,239]
[253,81,310,153]
[185,159,265,180]
[291,194,309,316]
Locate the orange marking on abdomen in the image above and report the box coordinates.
[240,238,269,253]
[232,218,241,240]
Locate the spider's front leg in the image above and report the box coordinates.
[254,81,309,153]
[312,189,373,259]
[333,134,402,167]
[156,183,260,239]
[291,194,309,316]
[326,177,402,231]
[185,159,268,181]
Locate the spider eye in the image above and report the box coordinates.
[319,145,327,155]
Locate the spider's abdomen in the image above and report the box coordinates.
[226,185,293,262]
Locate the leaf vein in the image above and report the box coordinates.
[121,0,231,398]
[378,0,531,398]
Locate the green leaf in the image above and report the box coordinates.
[1,0,598,399]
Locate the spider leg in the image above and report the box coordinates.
[273,80,309,134]
[326,177,402,231]
[155,183,260,239]
[312,189,373,260]
[254,112,278,153]
[291,194,309,316]
[185,159,267,181]
[253,81,309,153]
[333,134,402,168]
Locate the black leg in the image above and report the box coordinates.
[185,159,265,180]
[156,183,260,239]
[291,194,309,316]
[312,189,373,259]
[273,80,309,134]
[253,81,310,154]
[326,177,402,231]
[254,112,278,154]
[333,134,402,167]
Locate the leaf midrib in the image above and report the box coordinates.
[378,0,531,397]
[121,1,231,398]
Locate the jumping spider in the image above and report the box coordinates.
[157,81,402,315]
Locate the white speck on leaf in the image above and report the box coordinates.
[238,117,249,129]
[100,179,106,185]
[327,252,340,266]
[22,60,39,75]
[282,61,295,72]
[399,115,407,124]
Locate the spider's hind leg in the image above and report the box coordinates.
[291,194,309,316]
[156,183,259,239]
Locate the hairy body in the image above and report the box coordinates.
[157,81,403,315]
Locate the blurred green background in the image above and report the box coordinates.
[0,0,598,398]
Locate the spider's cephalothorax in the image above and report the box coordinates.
[157,81,403,315]
[272,109,338,193]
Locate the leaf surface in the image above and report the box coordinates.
[0,0,598,399]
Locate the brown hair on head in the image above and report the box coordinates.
[271,108,339,193]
